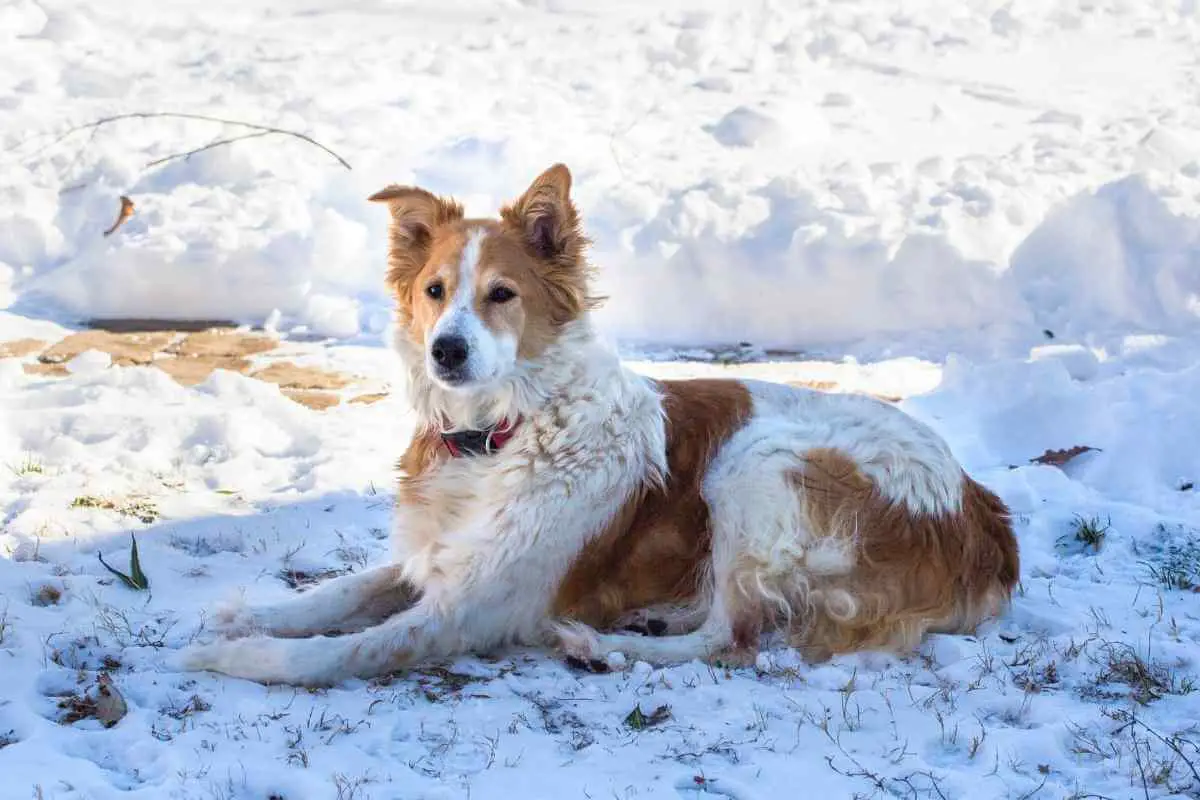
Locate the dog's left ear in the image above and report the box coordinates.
[367,184,463,245]
[501,164,586,263]
[368,184,464,305]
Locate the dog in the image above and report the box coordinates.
[179,164,1019,686]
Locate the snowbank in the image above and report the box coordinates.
[3,0,1198,356]
[1011,174,1200,342]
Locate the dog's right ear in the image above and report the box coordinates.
[501,164,584,265]
[369,185,464,299]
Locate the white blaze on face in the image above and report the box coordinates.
[427,228,516,388]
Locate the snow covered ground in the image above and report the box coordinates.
[2,0,1200,798]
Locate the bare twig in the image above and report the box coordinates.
[820,720,948,799]
[1015,775,1049,800]
[144,130,273,169]
[16,111,351,170]
[1109,709,1200,788]
[1131,733,1152,800]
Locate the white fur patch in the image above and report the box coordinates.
[742,381,964,515]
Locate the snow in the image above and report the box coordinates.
[1,0,1199,798]
[63,349,111,376]
[1011,174,1200,344]
[2,345,1198,799]
[5,0,1200,355]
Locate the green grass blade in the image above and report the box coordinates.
[97,534,150,591]
[128,534,149,590]
[97,551,138,590]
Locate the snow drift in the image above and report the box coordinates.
[3,0,1198,356]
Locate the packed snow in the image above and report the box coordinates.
[2,0,1200,798]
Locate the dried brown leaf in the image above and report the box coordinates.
[58,673,127,728]
[103,195,135,237]
[1031,446,1099,468]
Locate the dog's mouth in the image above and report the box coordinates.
[423,331,512,392]
[429,359,501,392]
[433,365,470,387]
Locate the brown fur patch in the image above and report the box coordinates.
[397,427,448,508]
[405,224,472,350]
[551,379,754,628]
[398,429,451,484]
[369,186,465,316]
[479,229,589,359]
[789,448,1018,661]
[498,164,598,320]
[393,427,476,560]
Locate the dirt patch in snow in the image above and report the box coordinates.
[252,362,353,390]
[2,329,364,411]
[0,339,46,359]
[40,331,178,366]
[168,330,278,359]
[152,356,254,386]
[282,389,341,410]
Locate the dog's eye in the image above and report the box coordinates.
[487,286,516,304]
[425,282,444,301]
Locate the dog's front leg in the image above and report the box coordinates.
[179,597,442,686]
[183,459,653,685]
[180,538,570,686]
[179,570,545,687]
[211,564,419,639]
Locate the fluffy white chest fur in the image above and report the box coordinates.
[392,324,668,640]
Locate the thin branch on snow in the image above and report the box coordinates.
[22,111,352,171]
[143,129,275,169]
[1108,709,1200,789]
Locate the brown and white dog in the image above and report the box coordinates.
[180,164,1019,686]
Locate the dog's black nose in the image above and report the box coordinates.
[431,335,469,370]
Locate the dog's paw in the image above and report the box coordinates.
[173,638,277,676]
[174,637,324,686]
[554,620,601,660]
[172,640,229,674]
[207,595,265,639]
[706,647,760,670]
[554,621,629,673]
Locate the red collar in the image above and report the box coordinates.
[440,417,522,458]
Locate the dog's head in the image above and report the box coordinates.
[370,164,595,392]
